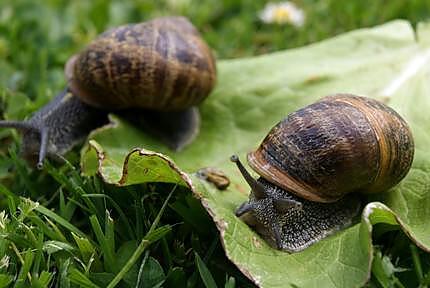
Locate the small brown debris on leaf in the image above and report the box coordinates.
[197,167,230,190]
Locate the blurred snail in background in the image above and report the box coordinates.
[0,16,216,168]
[231,94,414,252]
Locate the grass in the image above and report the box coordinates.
[0,157,252,287]
[0,0,429,287]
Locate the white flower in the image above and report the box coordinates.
[259,2,305,27]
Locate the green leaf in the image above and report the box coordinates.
[165,267,187,288]
[89,273,115,287]
[113,241,139,285]
[81,21,430,287]
[140,257,166,288]
[81,142,190,188]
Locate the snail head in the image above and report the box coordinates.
[230,154,303,249]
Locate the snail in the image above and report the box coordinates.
[230,94,414,252]
[0,16,216,168]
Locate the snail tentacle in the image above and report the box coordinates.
[0,120,37,131]
[37,128,49,169]
[235,202,255,217]
[231,154,268,199]
[273,198,303,212]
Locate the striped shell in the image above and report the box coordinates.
[65,16,216,111]
[247,94,414,203]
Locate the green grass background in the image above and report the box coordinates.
[0,0,429,287]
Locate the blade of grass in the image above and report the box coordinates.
[7,197,17,215]
[203,237,218,262]
[27,215,62,241]
[71,232,98,265]
[106,226,171,288]
[59,189,77,221]
[43,216,67,242]
[9,148,36,197]
[422,271,430,286]
[195,252,218,288]
[31,231,44,276]
[89,214,115,272]
[189,235,219,286]
[0,183,18,201]
[224,276,235,288]
[15,249,34,288]
[106,186,177,288]
[32,270,53,288]
[161,237,173,269]
[135,250,150,288]
[105,210,115,268]
[59,258,72,288]
[19,222,38,248]
[148,185,176,234]
[410,244,423,282]
[44,161,99,215]
[83,194,134,239]
[34,205,88,240]
[0,274,13,287]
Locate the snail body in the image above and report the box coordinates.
[0,16,216,168]
[231,94,414,252]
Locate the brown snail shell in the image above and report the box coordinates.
[65,16,216,111]
[247,94,414,203]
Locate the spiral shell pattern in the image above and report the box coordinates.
[66,17,216,111]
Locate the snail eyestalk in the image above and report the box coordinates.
[231,154,302,211]
[0,120,35,131]
[235,202,255,217]
[37,128,49,169]
[0,120,48,169]
[230,154,267,199]
[274,198,303,211]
